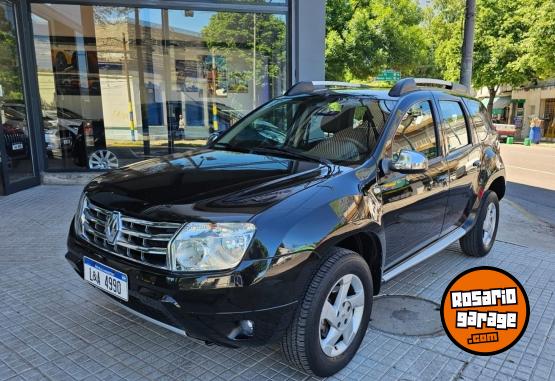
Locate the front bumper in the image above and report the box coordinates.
[66,228,306,347]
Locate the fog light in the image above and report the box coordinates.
[240,320,255,337]
[228,319,255,340]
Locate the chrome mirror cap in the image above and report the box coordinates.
[390,150,429,173]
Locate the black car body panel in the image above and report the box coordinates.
[66,83,505,347]
[84,149,326,219]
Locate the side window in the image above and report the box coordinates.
[464,99,492,141]
[391,101,438,160]
[439,101,470,151]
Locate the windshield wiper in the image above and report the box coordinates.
[250,146,333,169]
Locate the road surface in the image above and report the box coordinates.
[500,144,555,227]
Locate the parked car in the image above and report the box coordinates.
[2,123,29,160]
[1,103,30,160]
[43,108,83,159]
[66,79,506,376]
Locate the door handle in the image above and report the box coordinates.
[472,160,481,167]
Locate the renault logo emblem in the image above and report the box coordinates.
[105,211,122,245]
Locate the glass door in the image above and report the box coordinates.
[0,1,40,194]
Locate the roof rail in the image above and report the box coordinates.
[388,77,469,97]
[388,78,418,97]
[285,81,364,96]
[414,78,469,94]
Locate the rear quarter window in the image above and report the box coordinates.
[464,99,492,141]
[438,101,470,151]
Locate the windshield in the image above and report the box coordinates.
[214,96,396,164]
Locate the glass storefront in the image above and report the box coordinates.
[31,2,288,171]
[0,0,39,193]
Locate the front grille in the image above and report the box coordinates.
[5,132,27,145]
[81,200,181,269]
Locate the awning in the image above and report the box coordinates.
[481,96,511,109]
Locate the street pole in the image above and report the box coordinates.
[134,8,150,156]
[252,13,257,107]
[460,0,476,89]
[122,33,135,142]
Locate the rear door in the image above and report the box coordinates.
[378,98,450,267]
[434,95,481,232]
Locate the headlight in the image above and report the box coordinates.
[74,193,87,237]
[169,223,256,272]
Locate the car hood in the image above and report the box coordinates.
[85,148,331,222]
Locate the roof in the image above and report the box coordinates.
[285,79,469,100]
[333,89,396,99]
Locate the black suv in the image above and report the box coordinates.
[67,78,506,376]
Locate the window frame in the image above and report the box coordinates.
[462,98,493,142]
[388,99,443,163]
[436,99,473,154]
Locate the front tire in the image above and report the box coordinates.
[460,191,499,257]
[281,247,373,377]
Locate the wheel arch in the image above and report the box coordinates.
[488,176,506,200]
[330,231,384,295]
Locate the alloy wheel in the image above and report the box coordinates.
[482,202,497,246]
[89,150,119,170]
[319,274,365,357]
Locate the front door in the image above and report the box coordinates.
[0,0,40,195]
[377,99,450,267]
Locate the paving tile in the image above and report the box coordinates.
[0,185,553,380]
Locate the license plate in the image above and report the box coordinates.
[84,257,128,301]
[62,138,72,146]
[12,143,23,150]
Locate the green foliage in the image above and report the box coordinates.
[472,0,533,89]
[202,12,286,85]
[424,0,555,111]
[0,7,23,101]
[423,0,465,81]
[325,0,433,81]
[521,0,555,78]
[326,0,555,99]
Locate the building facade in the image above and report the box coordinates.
[511,80,555,140]
[0,0,325,195]
[477,81,555,140]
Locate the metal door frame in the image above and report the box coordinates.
[0,0,42,195]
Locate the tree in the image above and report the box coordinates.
[473,0,534,113]
[202,11,286,98]
[424,0,465,81]
[520,0,555,79]
[430,0,555,113]
[325,0,433,81]
[0,6,23,100]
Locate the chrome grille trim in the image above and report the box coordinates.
[80,198,181,269]
[119,228,174,241]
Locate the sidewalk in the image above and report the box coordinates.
[0,185,554,381]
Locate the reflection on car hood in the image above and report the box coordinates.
[85,148,330,221]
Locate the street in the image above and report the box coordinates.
[496,144,555,252]
[501,144,555,227]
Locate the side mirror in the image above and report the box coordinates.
[389,150,428,174]
[206,131,222,146]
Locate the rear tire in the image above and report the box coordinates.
[460,191,499,257]
[281,247,373,377]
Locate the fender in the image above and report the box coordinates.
[251,165,386,299]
